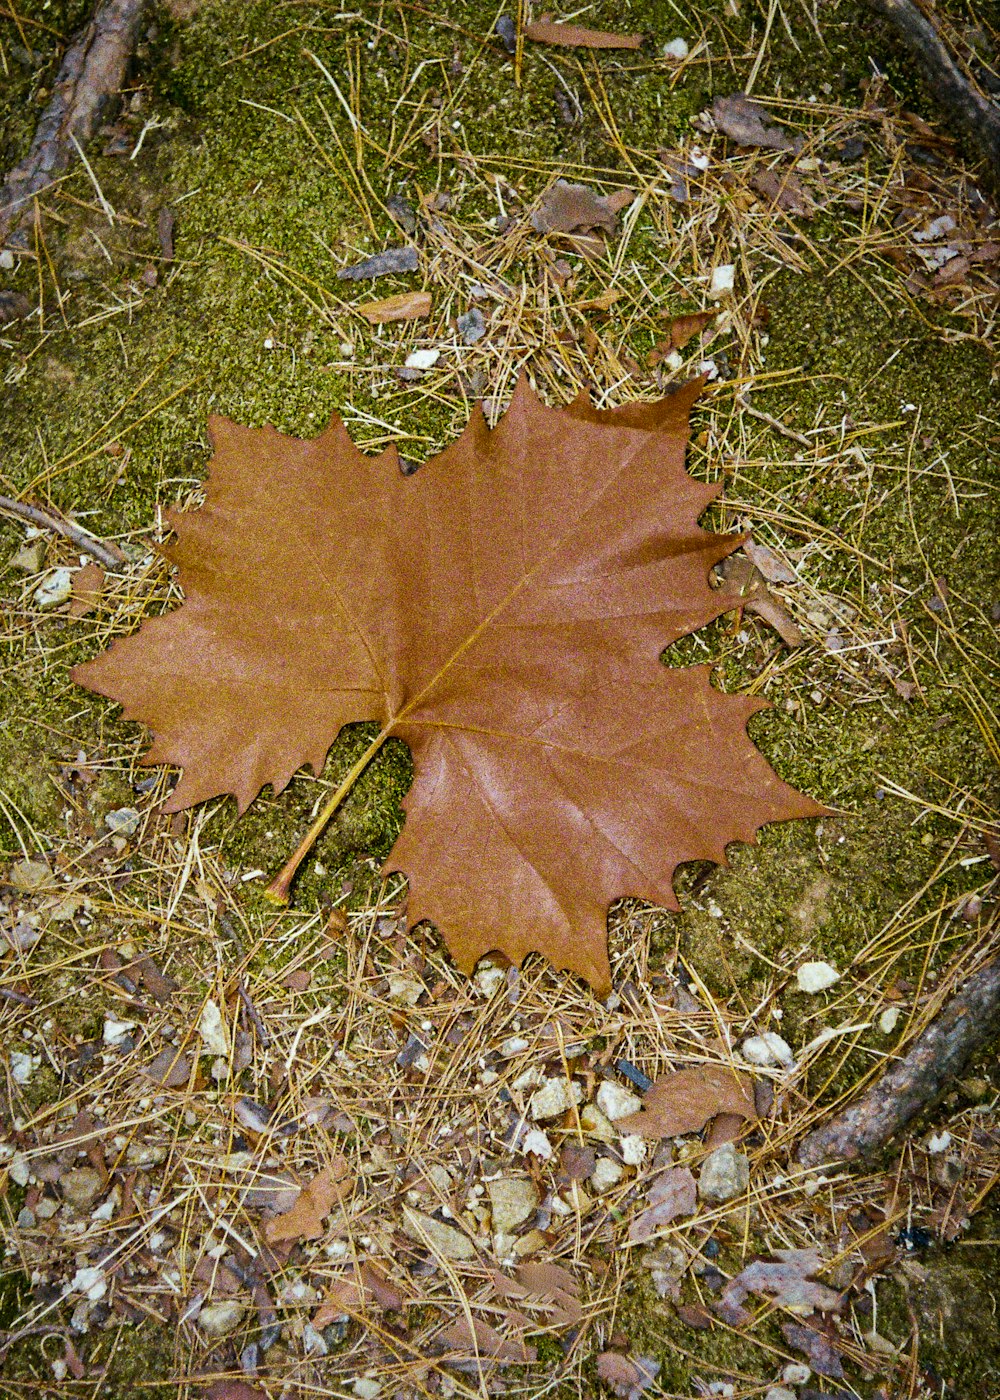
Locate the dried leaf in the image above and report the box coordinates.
[617,1065,755,1139]
[356,290,432,324]
[743,538,796,584]
[68,563,105,619]
[628,1166,697,1242]
[750,168,815,218]
[717,1250,842,1327]
[204,1383,267,1400]
[524,18,642,49]
[660,310,715,349]
[714,553,803,649]
[73,376,825,992]
[142,1047,190,1088]
[438,1315,537,1364]
[713,94,801,152]
[337,245,419,280]
[531,180,620,235]
[781,1319,846,1378]
[264,1158,351,1243]
[596,1352,660,1398]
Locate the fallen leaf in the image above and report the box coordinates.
[264,1158,351,1243]
[312,1260,405,1326]
[596,1352,660,1398]
[72,375,825,993]
[438,1315,537,1364]
[713,94,801,152]
[68,564,105,619]
[337,245,419,280]
[781,1319,846,1378]
[750,167,815,218]
[675,1302,713,1329]
[576,288,622,311]
[716,1250,842,1327]
[617,1065,755,1138]
[628,1166,697,1242]
[524,17,642,49]
[713,553,803,649]
[660,310,714,349]
[142,1047,191,1088]
[743,537,796,584]
[356,290,432,324]
[204,1383,267,1400]
[531,180,620,235]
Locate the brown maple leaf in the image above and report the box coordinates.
[72,376,824,992]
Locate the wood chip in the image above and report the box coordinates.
[524,18,642,49]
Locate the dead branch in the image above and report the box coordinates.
[0,494,126,569]
[866,0,1000,183]
[798,955,1000,1166]
[0,0,146,245]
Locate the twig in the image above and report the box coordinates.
[866,0,1000,184]
[797,956,1000,1166]
[737,394,813,448]
[0,986,37,1007]
[0,0,147,245]
[0,494,126,569]
[217,911,271,1048]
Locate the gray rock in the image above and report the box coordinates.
[487,1176,539,1233]
[457,307,485,344]
[61,1167,104,1211]
[402,1208,477,1260]
[698,1142,750,1202]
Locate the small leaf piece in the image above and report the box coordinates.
[264,1158,351,1243]
[524,18,642,49]
[617,1065,755,1139]
[356,290,432,324]
[72,375,825,992]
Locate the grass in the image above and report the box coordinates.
[1,0,999,1396]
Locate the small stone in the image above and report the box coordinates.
[580,1102,618,1143]
[402,1208,477,1259]
[61,1167,104,1211]
[10,538,46,572]
[404,347,440,370]
[104,807,140,837]
[103,1017,137,1045]
[69,1266,107,1302]
[926,1130,951,1154]
[879,1007,900,1034]
[353,1380,382,1400]
[528,1077,583,1120]
[487,1176,539,1233]
[198,999,230,1056]
[197,1299,245,1338]
[10,858,54,893]
[386,972,424,1006]
[10,1050,34,1084]
[473,961,506,997]
[596,1080,642,1120]
[16,1207,35,1228]
[9,1152,30,1187]
[708,263,736,299]
[124,1142,166,1168]
[619,1134,648,1167]
[663,37,689,59]
[500,1036,530,1057]
[513,1228,546,1257]
[33,567,74,608]
[457,307,485,344]
[795,960,839,994]
[698,1142,750,1202]
[0,249,15,270]
[590,1157,624,1193]
[765,1389,796,1400]
[520,1129,552,1159]
[740,1032,794,1067]
[302,1321,328,1356]
[781,1364,811,1384]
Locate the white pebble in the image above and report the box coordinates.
[404,348,440,370]
[353,1379,382,1400]
[782,1364,811,1384]
[105,807,140,837]
[198,999,230,1056]
[10,1051,34,1085]
[740,1031,794,1067]
[0,249,15,270]
[33,568,73,609]
[528,1077,582,1120]
[590,1157,624,1193]
[708,263,736,299]
[103,1018,136,1045]
[926,1131,951,1154]
[69,1266,107,1302]
[663,37,689,60]
[879,1007,900,1034]
[795,960,840,994]
[520,1128,553,1159]
[619,1134,648,1167]
[500,1036,530,1057]
[596,1080,642,1121]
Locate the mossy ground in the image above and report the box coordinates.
[1,1,998,1395]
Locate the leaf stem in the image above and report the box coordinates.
[263,727,391,905]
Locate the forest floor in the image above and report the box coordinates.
[1,2,999,1397]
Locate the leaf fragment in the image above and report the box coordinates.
[356,290,432,324]
[524,17,642,49]
[617,1065,756,1138]
[713,93,801,152]
[263,1158,351,1243]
